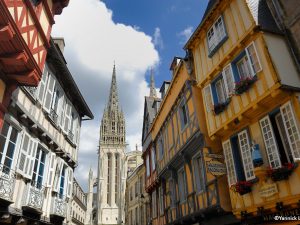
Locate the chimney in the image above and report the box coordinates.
[53,37,65,53]
[159,81,171,99]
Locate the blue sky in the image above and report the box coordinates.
[102,0,208,87]
[53,0,209,190]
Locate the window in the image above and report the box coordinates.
[0,121,19,171]
[158,137,164,160]
[159,185,164,215]
[207,16,227,56]
[203,85,213,113]
[107,153,111,205]
[234,42,262,80]
[168,178,176,208]
[179,101,188,129]
[177,168,187,203]
[223,64,235,96]
[32,145,47,189]
[214,77,227,103]
[151,147,156,171]
[59,165,67,198]
[115,154,119,205]
[222,129,255,185]
[152,190,157,218]
[135,181,138,197]
[192,154,205,193]
[259,101,300,167]
[146,155,150,177]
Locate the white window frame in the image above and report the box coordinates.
[238,130,255,181]
[223,140,237,186]
[222,64,235,96]
[31,144,48,189]
[280,101,300,160]
[203,85,213,113]
[207,16,226,52]
[192,153,205,193]
[246,42,262,75]
[259,115,282,169]
[177,167,187,203]
[215,77,227,103]
[151,147,156,171]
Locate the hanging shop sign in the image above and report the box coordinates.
[207,160,226,176]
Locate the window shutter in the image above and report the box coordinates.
[222,140,237,186]
[259,116,281,168]
[17,132,30,177]
[246,42,262,75]
[280,101,300,159]
[75,117,81,145]
[66,167,73,198]
[57,93,64,127]
[64,102,71,133]
[60,97,66,128]
[203,85,213,112]
[238,130,255,180]
[223,64,235,96]
[53,158,63,192]
[37,70,48,103]
[43,74,56,113]
[47,152,57,187]
[26,139,38,179]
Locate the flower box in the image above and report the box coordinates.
[213,99,231,115]
[234,76,257,95]
[267,163,297,182]
[231,181,253,195]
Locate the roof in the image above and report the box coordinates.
[47,38,94,120]
[184,0,281,50]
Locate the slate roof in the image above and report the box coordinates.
[184,0,281,50]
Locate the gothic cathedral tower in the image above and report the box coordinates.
[97,65,127,225]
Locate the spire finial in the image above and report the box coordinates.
[150,68,157,98]
[107,64,119,113]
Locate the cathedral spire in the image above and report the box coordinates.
[107,64,119,113]
[149,68,157,98]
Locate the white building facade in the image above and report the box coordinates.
[0,38,93,225]
[71,178,87,225]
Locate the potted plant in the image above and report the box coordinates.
[213,99,231,115]
[267,163,297,182]
[231,180,253,195]
[234,76,257,95]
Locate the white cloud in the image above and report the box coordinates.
[52,0,159,190]
[177,26,193,44]
[153,27,164,50]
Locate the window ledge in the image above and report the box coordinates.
[208,36,228,58]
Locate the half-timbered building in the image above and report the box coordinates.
[0,37,93,225]
[0,0,70,131]
[146,56,238,225]
[185,0,300,224]
[142,71,161,225]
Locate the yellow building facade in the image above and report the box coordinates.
[185,0,300,224]
[146,57,237,225]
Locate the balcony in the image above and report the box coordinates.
[22,181,45,213]
[49,109,58,125]
[0,164,16,204]
[50,195,67,218]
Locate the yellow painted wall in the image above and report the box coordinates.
[0,79,6,103]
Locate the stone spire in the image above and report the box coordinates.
[100,64,125,146]
[149,68,157,98]
[108,64,119,113]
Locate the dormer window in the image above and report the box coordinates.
[207,16,227,57]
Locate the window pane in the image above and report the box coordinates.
[215,78,226,103]
[237,56,252,79]
[1,122,9,137]
[247,43,261,73]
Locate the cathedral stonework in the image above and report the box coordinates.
[96,65,127,225]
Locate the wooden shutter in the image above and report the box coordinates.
[17,133,37,179]
[47,152,57,187]
[66,167,73,198]
[60,96,66,128]
[203,85,213,113]
[223,64,235,96]
[238,130,255,181]
[222,140,237,186]
[43,74,56,113]
[259,116,281,168]
[280,101,300,159]
[37,69,48,103]
[53,158,63,192]
[75,117,81,145]
[64,102,71,133]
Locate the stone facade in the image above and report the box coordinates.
[96,66,127,225]
[71,178,87,225]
